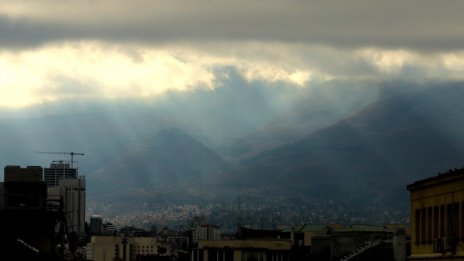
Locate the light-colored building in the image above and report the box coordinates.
[48,176,86,235]
[285,224,328,247]
[407,168,464,260]
[44,161,86,236]
[192,225,221,244]
[86,236,159,261]
[192,239,292,261]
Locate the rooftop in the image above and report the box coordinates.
[406,167,464,191]
[333,225,393,233]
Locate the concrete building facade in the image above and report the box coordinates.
[48,177,86,235]
[192,239,292,261]
[192,225,221,245]
[86,236,159,261]
[44,161,86,237]
[407,168,464,260]
[43,161,77,187]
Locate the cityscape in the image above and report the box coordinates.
[1,157,463,260]
[1,0,464,261]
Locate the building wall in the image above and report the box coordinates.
[2,166,47,210]
[89,216,104,235]
[302,231,326,246]
[43,162,77,187]
[194,240,292,261]
[0,166,58,260]
[330,234,368,259]
[409,173,464,260]
[192,225,220,244]
[4,165,42,182]
[48,177,86,235]
[87,236,158,261]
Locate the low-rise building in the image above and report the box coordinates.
[191,225,221,245]
[407,168,464,260]
[192,239,292,261]
[86,235,159,261]
[330,224,395,260]
[287,224,329,247]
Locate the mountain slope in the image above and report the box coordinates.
[220,81,380,161]
[90,129,230,192]
[236,83,464,205]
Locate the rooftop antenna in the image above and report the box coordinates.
[35,151,84,169]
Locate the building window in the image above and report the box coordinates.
[420,208,426,243]
[415,209,420,244]
[433,206,439,240]
[440,205,445,239]
[426,207,432,243]
[446,203,459,239]
[461,202,464,240]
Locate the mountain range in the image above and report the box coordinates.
[234,83,464,210]
[0,78,463,226]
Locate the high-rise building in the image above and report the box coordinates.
[43,161,77,187]
[48,177,86,235]
[89,215,104,236]
[45,161,86,237]
[0,165,62,260]
[1,165,46,210]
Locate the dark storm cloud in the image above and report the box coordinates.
[0,16,93,49]
[1,0,464,51]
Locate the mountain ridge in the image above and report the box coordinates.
[235,83,464,201]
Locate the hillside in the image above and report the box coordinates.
[89,129,231,192]
[220,81,379,160]
[235,83,464,207]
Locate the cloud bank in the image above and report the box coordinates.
[0,1,464,108]
[1,0,464,50]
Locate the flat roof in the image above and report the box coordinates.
[406,167,464,191]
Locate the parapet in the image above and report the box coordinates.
[4,165,43,182]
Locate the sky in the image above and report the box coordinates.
[1,0,464,109]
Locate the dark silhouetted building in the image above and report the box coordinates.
[0,165,65,261]
[192,239,292,261]
[89,215,104,236]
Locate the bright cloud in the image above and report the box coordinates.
[2,40,464,108]
[0,42,217,108]
[442,52,464,72]
[0,1,463,110]
[0,41,320,108]
[358,49,415,75]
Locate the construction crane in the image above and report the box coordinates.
[35,151,84,168]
